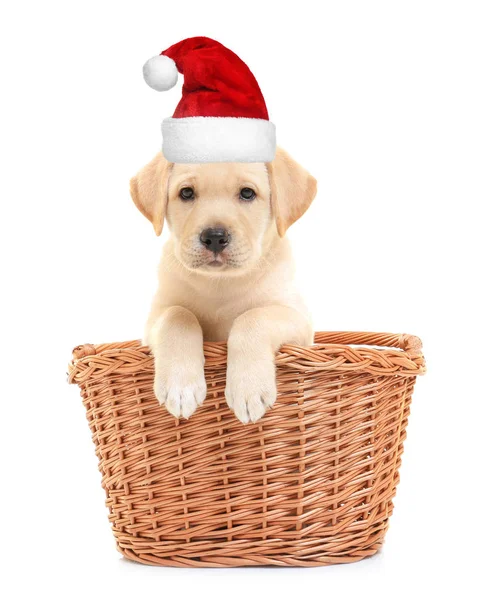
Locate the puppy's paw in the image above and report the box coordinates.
[154,357,207,420]
[225,353,277,424]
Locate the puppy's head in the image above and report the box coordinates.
[130,148,316,275]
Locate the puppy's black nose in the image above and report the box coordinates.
[200,228,230,254]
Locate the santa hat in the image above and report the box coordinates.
[142,37,276,163]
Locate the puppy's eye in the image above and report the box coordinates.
[240,187,256,201]
[179,187,195,201]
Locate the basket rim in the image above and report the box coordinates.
[68,331,426,385]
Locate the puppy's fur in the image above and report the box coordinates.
[130,148,317,423]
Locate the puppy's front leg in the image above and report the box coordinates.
[147,306,206,419]
[225,306,313,424]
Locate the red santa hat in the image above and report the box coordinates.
[142,37,276,163]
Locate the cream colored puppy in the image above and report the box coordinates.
[130,148,317,423]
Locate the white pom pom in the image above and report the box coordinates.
[143,55,178,92]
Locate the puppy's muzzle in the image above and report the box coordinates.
[200,228,231,254]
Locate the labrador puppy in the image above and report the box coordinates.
[130,147,317,423]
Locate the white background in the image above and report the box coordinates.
[1,1,479,598]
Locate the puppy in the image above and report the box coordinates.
[130,147,317,423]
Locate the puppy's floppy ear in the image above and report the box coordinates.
[267,147,317,237]
[129,152,171,236]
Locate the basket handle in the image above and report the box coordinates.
[72,344,97,360]
[313,332,423,354]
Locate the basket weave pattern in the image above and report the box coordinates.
[68,332,425,567]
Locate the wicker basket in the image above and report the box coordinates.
[68,331,425,567]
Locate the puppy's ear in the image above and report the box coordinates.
[267,147,317,237]
[129,152,171,236]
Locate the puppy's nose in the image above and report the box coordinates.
[200,228,230,254]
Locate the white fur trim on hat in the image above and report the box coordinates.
[161,117,276,163]
[143,55,178,91]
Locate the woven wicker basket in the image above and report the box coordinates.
[68,331,425,567]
